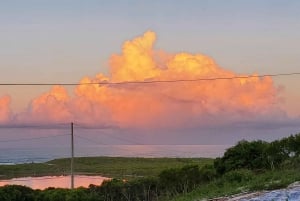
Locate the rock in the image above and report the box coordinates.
[205,182,300,201]
[238,186,300,201]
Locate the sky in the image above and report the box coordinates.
[0,0,300,145]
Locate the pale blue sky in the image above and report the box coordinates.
[1,0,300,114]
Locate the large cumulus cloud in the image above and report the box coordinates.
[10,31,285,131]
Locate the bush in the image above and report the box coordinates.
[223,169,254,183]
[214,140,269,174]
[0,185,36,201]
[159,165,201,196]
[199,164,217,183]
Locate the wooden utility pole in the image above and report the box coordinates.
[71,122,74,189]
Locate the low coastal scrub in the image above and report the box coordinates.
[0,157,212,180]
[0,133,299,201]
[170,132,300,201]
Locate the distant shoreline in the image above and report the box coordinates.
[0,156,213,180]
[0,162,15,165]
[0,144,229,165]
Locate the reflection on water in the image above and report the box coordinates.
[0,175,110,189]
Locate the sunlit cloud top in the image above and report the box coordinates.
[0,31,285,130]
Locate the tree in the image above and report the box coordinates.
[214,140,269,174]
[0,185,36,201]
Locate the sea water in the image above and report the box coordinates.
[0,144,230,164]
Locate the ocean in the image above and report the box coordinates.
[0,144,230,164]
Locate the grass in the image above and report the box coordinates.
[0,157,213,180]
[167,167,300,201]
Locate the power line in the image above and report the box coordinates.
[74,134,106,145]
[74,133,204,158]
[74,134,156,157]
[0,133,69,143]
[0,72,299,86]
[73,123,118,130]
[74,134,151,157]
[100,72,300,85]
[0,123,70,129]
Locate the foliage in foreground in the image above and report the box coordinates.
[0,133,300,201]
[214,133,300,174]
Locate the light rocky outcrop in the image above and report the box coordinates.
[205,182,300,201]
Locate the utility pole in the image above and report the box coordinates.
[71,122,74,189]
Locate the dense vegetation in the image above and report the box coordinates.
[214,133,300,174]
[0,157,212,179]
[0,133,299,201]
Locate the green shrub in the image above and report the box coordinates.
[199,164,217,183]
[0,185,36,201]
[223,169,254,183]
